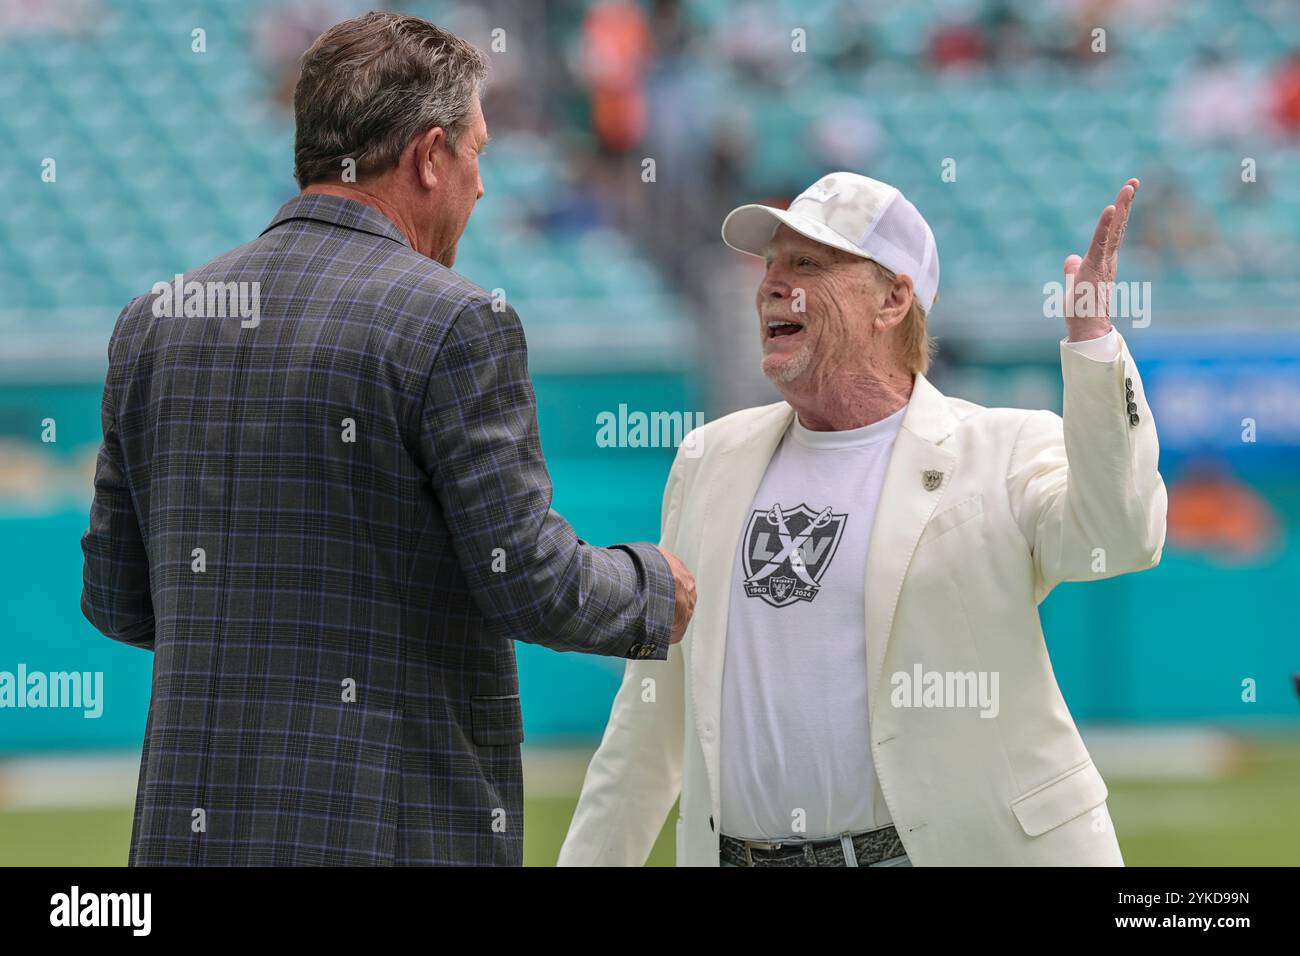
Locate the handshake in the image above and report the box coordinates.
[656,546,698,645]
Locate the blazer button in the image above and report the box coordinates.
[627,643,641,658]
[1126,387,1134,401]
[709,815,715,832]
[1129,412,1140,426]
[1127,401,1137,414]
[1125,376,1133,388]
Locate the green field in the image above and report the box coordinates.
[0,796,678,867]
[2,741,1297,866]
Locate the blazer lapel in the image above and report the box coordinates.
[864,372,959,719]
[690,403,794,818]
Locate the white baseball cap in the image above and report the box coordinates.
[721,172,940,314]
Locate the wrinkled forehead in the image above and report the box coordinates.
[763,223,870,266]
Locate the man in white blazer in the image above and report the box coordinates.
[559,172,1167,867]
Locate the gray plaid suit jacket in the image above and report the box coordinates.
[80,194,676,866]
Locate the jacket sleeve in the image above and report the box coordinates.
[418,296,675,659]
[81,323,155,650]
[557,443,690,866]
[1006,330,1168,601]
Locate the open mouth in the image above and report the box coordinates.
[766,319,805,339]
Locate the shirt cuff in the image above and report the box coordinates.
[1060,327,1121,362]
[609,541,675,661]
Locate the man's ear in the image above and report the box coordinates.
[412,126,447,191]
[876,272,914,331]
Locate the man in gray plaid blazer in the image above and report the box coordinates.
[80,12,696,866]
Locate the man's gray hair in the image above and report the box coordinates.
[293,12,488,188]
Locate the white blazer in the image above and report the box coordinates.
[559,332,1167,866]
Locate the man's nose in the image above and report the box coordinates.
[760,267,789,301]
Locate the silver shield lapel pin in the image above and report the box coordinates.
[921,469,944,491]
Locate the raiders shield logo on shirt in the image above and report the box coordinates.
[742,502,847,608]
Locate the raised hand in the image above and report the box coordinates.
[1063,178,1138,341]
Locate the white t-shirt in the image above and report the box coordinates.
[719,402,906,841]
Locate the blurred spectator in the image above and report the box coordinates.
[825,4,876,74]
[1268,49,1300,137]
[579,0,653,154]
[712,1,795,88]
[536,152,616,234]
[983,2,1036,67]
[1057,0,1119,68]
[643,0,707,179]
[1164,47,1264,143]
[0,0,100,37]
[927,3,1039,72]
[927,19,988,72]
[810,97,881,171]
[649,0,689,60]
[1132,175,1218,271]
[444,3,541,135]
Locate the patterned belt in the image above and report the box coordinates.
[719,824,906,867]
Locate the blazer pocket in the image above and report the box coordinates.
[917,494,984,548]
[470,694,525,746]
[1009,758,1108,837]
